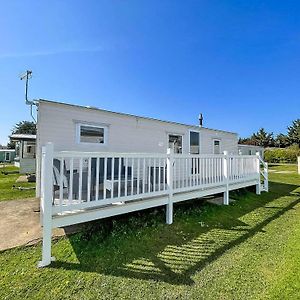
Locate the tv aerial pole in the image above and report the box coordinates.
[20,70,37,122]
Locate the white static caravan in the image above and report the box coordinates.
[10,134,36,174]
[36,99,239,195]
[238,144,264,158]
[36,99,269,267]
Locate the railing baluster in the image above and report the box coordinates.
[148,158,151,193]
[59,158,64,210]
[190,158,192,186]
[178,158,181,189]
[215,158,217,183]
[103,157,107,200]
[87,157,91,202]
[182,158,184,188]
[125,157,128,197]
[78,158,83,202]
[173,158,176,189]
[197,157,200,186]
[182,158,185,188]
[137,158,140,194]
[69,158,73,204]
[111,158,115,198]
[185,158,188,188]
[214,158,217,183]
[212,158,214,183]
[95,157,99,201]
[163,158,166,191]
[199,158,202,185]
[158,158,161,192]
[131,158,135,195]
[221,157,223,182]
[143,158,146,194]
[118,157,121,198]
[242,158,244,178]
[205,158,209,184]
[153,158,156,192]
[192,158,195,186]
[211,158,213,184]
[86,157,91,202]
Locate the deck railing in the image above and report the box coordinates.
[41,144,260,216]
[38,143,266,267]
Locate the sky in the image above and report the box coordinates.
[0,0,299,145]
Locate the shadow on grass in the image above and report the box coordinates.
[51,181,300,286]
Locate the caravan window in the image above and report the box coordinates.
[168,134,182,153]
[189,131,200,154]
[77,124,107,144]
[5,152,10,161]
[213,140,221,154]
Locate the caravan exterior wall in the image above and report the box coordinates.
[37,101,238,154]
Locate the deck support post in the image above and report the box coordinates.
[264,162,269,192]
[38,143,55,268]
[166,148,174,224]
[223,151,229,205]
[256,152,261,195]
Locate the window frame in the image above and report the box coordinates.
[76,123,108,145]
[5,152,10,161]
[213,139,221,154]
[167,133,184,154]
[188,130,200,154]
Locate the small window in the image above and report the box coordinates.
[5,152,10,161]
[77,124,107,144]
[248,150,252,155]
[190,131,200,154]
[27,145,32,153]
[213,140,221,154]
[168,134,182,153]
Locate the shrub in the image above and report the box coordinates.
[264,145,300,163]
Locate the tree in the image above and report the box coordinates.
[7,121,36,149]
[238,137,256,145]
[251,128,274,147]
[11,121,36,135]
[287,119,300,146]
[275,133,289,148]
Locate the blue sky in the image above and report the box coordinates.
[1,1,299,145]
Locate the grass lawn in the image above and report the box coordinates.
[0,164,299,299]
[0,164,35,201]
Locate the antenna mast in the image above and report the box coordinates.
[20,70,37,122]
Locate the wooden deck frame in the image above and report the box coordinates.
[38,143,267,267]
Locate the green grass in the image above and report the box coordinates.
[0,165,35,201]
[0,165,299,299]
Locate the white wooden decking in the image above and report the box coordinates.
[38,143,268,267]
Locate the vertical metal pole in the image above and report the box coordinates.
[166,148,174,224]
[223,151,229,205]
[38,143,54,267]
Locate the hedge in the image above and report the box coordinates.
[264,145,300,163]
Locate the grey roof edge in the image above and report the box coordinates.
[38,98,238,135]
[10,134,36,140]
[238,144,264,148]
